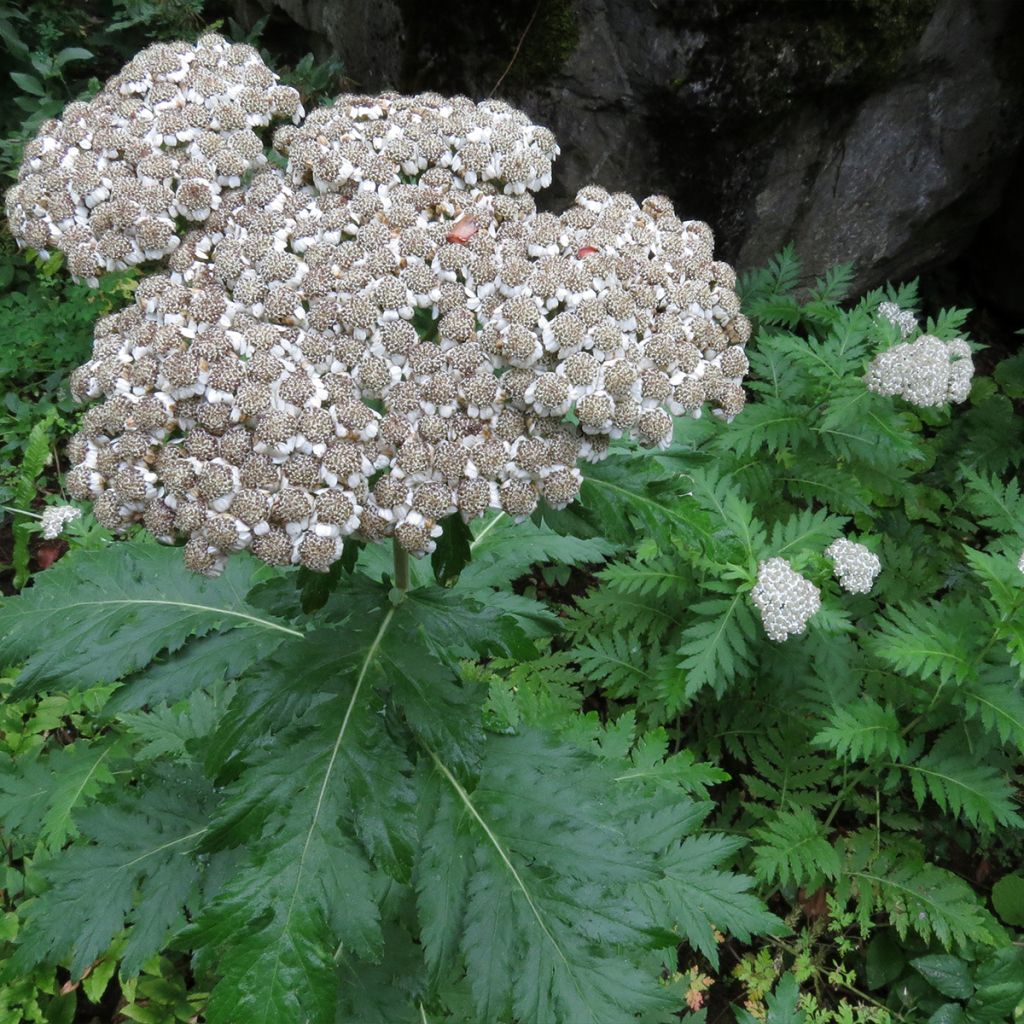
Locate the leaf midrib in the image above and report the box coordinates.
[258,604,394,1022]
[429,748,593,1012]
[8,598,304,638]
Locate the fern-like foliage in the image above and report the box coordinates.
[868,600,977,687]
[459,511,616,590]
[0,736,121,850]
[839,835,1004,949]
[751,807,841,890]
[9,410,56,588]
[899,732,1023,831]
[677,589,759,701]
[812,701,906,762]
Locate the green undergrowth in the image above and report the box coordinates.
[0,249,1022,1022]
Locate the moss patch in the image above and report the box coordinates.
[504,0,579,87]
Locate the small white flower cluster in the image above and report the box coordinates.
[865,334,974,407]
[40,504,82,540]
[4,35,302,284]
[11,47,750,577]
[877,300,918,339]
[1017,548,1024,576]
[750,557,821,642]
[825,538,881,594]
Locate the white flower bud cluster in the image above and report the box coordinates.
[4,34,302,284]
[12,49,749,577]
[824,538,881,594]
[277,92,559,196]
[877,300,918,339]
[865,334,973,407]
[750,557,821,642]
[40,505,82,540]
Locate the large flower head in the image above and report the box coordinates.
[10,45,751,576]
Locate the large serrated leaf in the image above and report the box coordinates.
[419,731,679,1024]
[459,511,614,590]
[7,766,212,980]
[0,545,301,696]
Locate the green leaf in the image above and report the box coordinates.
[993,352,1024,398]
[927,1004,966,1024]
[678,593,758,701]
[958,674,1024,753]
[192,579,510,1023]
[196,624,407,1024]
[962,469,1024,537]
[81,956,116,1002]
[117,684,233,761]
[105,626,284,713]
[719,398,811,457]
[865,931,905,990]
[751,808,840,890]
[813,700,906,762]
[735,973,807,1024]
[0,739,119,850]
[739,244,802,309]
[900,734,1023,830]
[967,948,1024,1021]
[10,70,44,95]
[869,601,976,687]
[614,728,728,798]
[574,632,660,698]
[7,767,211,980]
[769,507,849,558]
[991,873,1024,926]
[597,553,691,600]
[0,545,301,696]
[418,730,684,1023]
[431,513,473,584]
[580,456,713,549]
[844,850,1002,950]
[911,955,973,1000]
[648,834,784,966]
[53,46,93,67]
[459,511,614,590]
[10,412,55,588]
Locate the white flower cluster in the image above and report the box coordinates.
[877,300,918,339]
[11,48,750,577]
[40,504,82,540]
[1017,548,1024,576]
[750,557,821,642]
[825,538,881,594]
[278,92,559,196]
[865,334,973,407]
[4,35,302,284]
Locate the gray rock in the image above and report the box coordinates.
[739,0,1024,292]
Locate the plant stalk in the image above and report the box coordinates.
[393,538,410,592]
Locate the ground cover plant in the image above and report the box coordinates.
[0,31,1022,1024]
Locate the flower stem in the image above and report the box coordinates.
[393,539,410,592]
